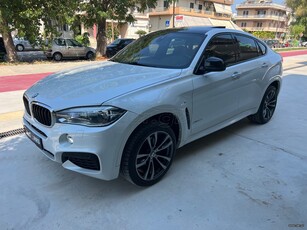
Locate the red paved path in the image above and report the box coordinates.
[0,72,53,93]
[279,49,307,57]
[0,49,306,93]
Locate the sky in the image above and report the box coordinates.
[232,0,285,13]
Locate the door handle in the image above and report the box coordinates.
[262,63,268,68]
[231,72,241,80]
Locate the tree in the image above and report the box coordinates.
[79,0,158,57]
[135,29,147,37]
[252,31,275,39]
[286,0,307,34]
[290,24,305,39]
[0,0,80,62]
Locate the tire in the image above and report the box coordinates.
[86,51,95,60]
[121,121,176,186]
[248,85,278,124]
[53,52,62,61]
[16,44,24,52]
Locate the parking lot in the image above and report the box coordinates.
[0,55,306,230]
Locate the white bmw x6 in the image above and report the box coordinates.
[23,27,282,186]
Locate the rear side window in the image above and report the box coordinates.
[257,41,266,55]
[234,35,259,62]
[204,34,236,66]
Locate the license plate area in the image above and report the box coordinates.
[24,126,43,149]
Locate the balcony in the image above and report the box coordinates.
[244,26,287,33]
[235,14,287,21]
[206,0,234,5]
[236,3,289,11]
[149,6,231,20]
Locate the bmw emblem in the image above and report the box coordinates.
[32,93,39,98]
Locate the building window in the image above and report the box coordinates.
[241,22,247,27]
[199,4,203,10]
[243,10,249,16]
[257,10,266,15]
[190,3,194,9]
[163,0,169,8]
[257,22,263,27]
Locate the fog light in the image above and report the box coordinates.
[67,135,74,144]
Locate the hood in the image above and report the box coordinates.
[25,61,182,111]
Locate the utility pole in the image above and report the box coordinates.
[172,1,176,28]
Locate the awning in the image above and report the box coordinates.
[213,3,232,15]
[175,15,213,27]
[209,18,242,30]
[173,15,242,31]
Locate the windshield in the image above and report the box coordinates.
[111,39,122,45]
[111,29,205,69]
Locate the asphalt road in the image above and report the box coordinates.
[0,55,306,229]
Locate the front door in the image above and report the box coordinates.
[191,33,240,134]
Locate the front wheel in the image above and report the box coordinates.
[16,44,24,52]
[248,85,278,124]
[121,121,176,186]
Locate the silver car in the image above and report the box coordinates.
[13,38,39,51]
[45,38,96,61]
[23,27,282,186]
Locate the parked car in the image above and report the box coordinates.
[0,37,6,53]
[263,39,281,48]
[302,41,307,47]
[23,27,282,186]
[13,37,39,51]
[106,38,135,57]
[45,38,96,61]
[0,37,6,60]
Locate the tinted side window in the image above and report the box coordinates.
[257,41,266,55]
[205,34,236,66]
[235,35,259,62]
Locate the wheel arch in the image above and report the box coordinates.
[116,111,184,168]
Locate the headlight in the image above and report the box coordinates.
[55,106,126,127]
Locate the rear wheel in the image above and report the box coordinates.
[53,52,62,61]
[121,121,176,186]
[248,85,278,124]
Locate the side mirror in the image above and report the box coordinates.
[204,57,226,72]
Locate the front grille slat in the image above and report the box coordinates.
[32,104,52,127]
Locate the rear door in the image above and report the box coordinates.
[232,34,269,112]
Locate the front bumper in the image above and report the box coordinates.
[23,111,138,180]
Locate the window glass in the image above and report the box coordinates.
[66,39,82,47]
[54,38,66,46]
[111,30,205,69]
[235,34,259,61]
[204,34,236,66]
[257,41,266,55]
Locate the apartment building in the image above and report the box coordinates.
[148,0,240,31]
[234,0,290,39]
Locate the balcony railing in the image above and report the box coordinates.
[236,3,290,11]
[149,6,231,19]
[244,26,287,32]
[235,14,287,21]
